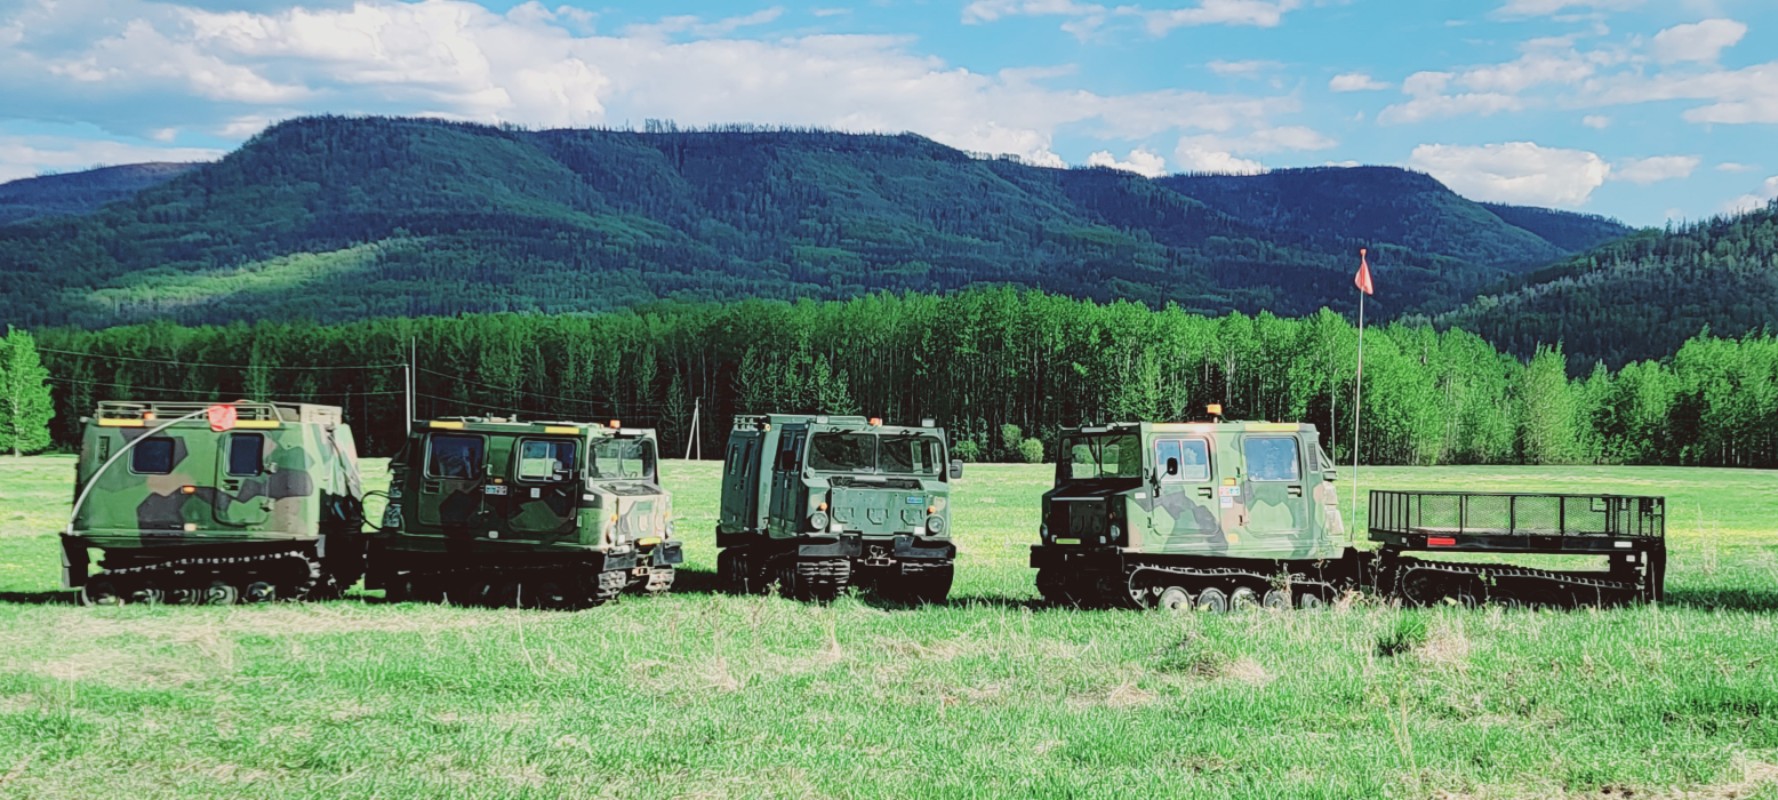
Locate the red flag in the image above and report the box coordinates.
[1354,248,1374,296]
[207,404,238,432]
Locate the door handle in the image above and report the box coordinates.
[1287,485,1304,497]
[1197,487,1214,498]
[424,481,441,493]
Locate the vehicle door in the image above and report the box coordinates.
[769,428,806,534]
[506,437,581,539]
[214,431,272,527]
[720,436,762,531]
[1148,436,1223,551]
[1239,434,1311,555]
[418,432,486,533]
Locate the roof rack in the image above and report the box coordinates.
[95,400,343,425]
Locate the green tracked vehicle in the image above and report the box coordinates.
[716,414,961,603]
[1030,419,1357,611]
[368,417,682,608]
[62,401,368,606]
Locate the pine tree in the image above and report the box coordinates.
[0,327,55,456]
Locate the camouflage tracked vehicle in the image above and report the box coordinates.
[62,401,367,606]
[368,417,681,608]
[1030,420,1356,610]
[716,414,960,603]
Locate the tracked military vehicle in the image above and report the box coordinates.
[1032,415,1667,610]
[62,401,367,606]
[1032,420,1355,610]
[368,417,681,608]
[716,414,960,603]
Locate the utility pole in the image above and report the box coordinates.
[684,396,701,460]
[407,337,417,431]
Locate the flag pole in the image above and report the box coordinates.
[1351,248,1368,534]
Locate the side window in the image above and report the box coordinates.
[726,441,742,474]
[131,437,176,474]
[1306,440,1322,472]
[1178,439,1211,481]
[1154,440,1183,480]
[227,434,265,476]
[518,439,577,481]
[1244,437,1302,482]
[427,434,485,480]
[775,435,797,472]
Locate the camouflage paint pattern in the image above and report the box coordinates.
[64,402,364,576]
[382,419,673,557]
[718,414,953,544]
[1041,421,1344,561]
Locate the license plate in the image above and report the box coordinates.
[483,484,509,496]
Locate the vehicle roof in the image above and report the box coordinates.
[731,413,941,434]
[419,417,655,438]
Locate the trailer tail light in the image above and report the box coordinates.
[1427,536,1457,547]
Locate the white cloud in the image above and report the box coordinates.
[1590,61,1778,124]
[962,0,1104,23]
[1329,72,1389,92]
[1716,162,1757,173]
[1609,155,1699,184]
[1722,176,1778,215]
[1408,142,1610,207]
[623,7,786,38]
[1649,18,1746,64]
[0,0,1306,168]
[1173,143,1265,174]
[1128,0,1302,35]
[1494,0,1641,18]
[1582,114,1611,129]
[1086,147,1166,176]
[1208,59,1279,77]
[0,135,222,183]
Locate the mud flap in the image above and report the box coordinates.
[61,536,89,589]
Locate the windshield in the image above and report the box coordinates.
[590,437,655,481]
[808,432,945,476]
[1059,433,1143,482]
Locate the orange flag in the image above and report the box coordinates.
[1354,248,1374,296]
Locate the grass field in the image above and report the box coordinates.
[2,457,1777,799]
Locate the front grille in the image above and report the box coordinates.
[1049,500,1105,538]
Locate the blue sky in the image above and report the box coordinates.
[2,0,1775,224]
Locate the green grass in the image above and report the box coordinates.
[2,458,1778,799]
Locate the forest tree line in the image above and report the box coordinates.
[29,287,1778,467]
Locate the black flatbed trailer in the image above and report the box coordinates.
[1369,491,1666,605]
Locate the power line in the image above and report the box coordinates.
[39,346,403,371]
[414,366,670,412]
[47,375,408,399]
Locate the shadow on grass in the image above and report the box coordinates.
[0,590,72,605]
[1663,588,1778,612]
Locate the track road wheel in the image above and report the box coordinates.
[1156,586,1193,612]
[1194,587,1229,613]
[1295,591,1324,611]
[1261,589,1291,611]
[131,585,166,606]
[244,581,277,603]
[203,581,239,606]
[530,578,574,610]
[1229,587,1260,612]
[80,579,122,607]
[717,549,752,594]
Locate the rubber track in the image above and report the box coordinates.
[794,557,851,600]
[406,562,630,608]
[92,548,320,602]
[1391,557,1641,601]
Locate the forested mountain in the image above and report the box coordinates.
[1440,203,1778,369]
[0,163,201,227]
[0,116,1626,328]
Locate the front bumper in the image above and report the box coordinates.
[797,533,956,563]
[1030,544,1124,571]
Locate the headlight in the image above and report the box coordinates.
[809,511,830,531]
[1039,523,1049,540]
[926,515,947,535]
[1109,524,1122,542]
[664,519,676,539]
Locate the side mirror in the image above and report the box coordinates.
[948,459,964,479]
[1165,457,1180,477]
